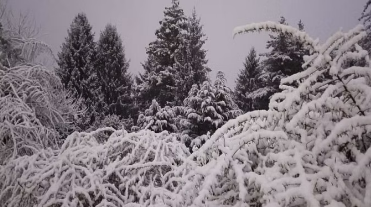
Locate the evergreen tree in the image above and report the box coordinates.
[359,0,371,55]
[175,8,210,103]
[214,71,242,121]
[137,99,177,133]
[95,24,133,119]
[234,47,260,112]
[257,17,309,109]
[57,13,98,125]
[187,9,210,87]
[183,72,241,142]
[137,0,188,108]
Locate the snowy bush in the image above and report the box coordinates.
[0,128,189,207]
[170,23,371,206]
[89,114,135,143]
[0,64,81,163]
[137,99,178,133]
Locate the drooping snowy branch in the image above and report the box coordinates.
[233,21,318,52]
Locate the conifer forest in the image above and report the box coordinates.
[0,0,371,206]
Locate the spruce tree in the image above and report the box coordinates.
[359,0,371,55]
[234,47,260,112]
[214,71,242,121]
[256,17,309,109]
[175,8,210,103]
[57,13,98,125]
[137,99,177,133]
[187,9,210,86]
[183,72,241,141]
[95,24,133,119]
[137,0,188,108]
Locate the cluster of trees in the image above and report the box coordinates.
[234,17,310,112]
[57,13,134,130]
[57,0,241,149]
[55,0,372,150]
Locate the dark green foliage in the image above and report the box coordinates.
[175,8,210,103]
[359,0,371,55]
[137,0,187,108]
[57,13,98,127]
[254,17,310,109]
[136,2,210,111]
[183,72,241,140]
[234,47,261,112]
[95,24,134,119]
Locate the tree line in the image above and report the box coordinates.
[56,0,370,151]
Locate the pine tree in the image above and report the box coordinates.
[137,99,177,133]
[95,24,133,119]
[234,47,260,112]
[187,9,210,87]
[175,8,210,103]
[183,72,241,143]
[214,71,242,121]
[57,13,97,125]
[256,17,309,109]
[137,0,188,108]
[359,0,371,55]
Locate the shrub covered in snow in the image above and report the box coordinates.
[0,128,189,207]
[170,23,371,207]
[136,99,178,133]
[89,114,135,143]
[0,64,81,163]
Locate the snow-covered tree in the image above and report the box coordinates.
[187,9,210,87]
[171,22,371,207]
[0,128,189,207]
[182,72,241,150]
[95,24,134,119]
[234,47,261,112]
[214,71,242,121]
[137,0,188,108]
[256,17,310,110]
[137,99,178,133]
[175,8,210,103]
[57,13,98,127]
[359,0,371,55]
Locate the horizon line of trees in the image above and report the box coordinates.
[56,0,371,150]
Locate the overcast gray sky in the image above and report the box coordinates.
[9,0,367,87]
